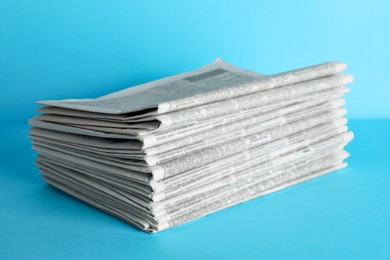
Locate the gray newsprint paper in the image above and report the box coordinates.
[38,59,348,115]
[29,59,354,233]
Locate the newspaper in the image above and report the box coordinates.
[38,59,347,115]
[33,118,348,206]
[37,145,348,229]
[31,107,345,180]
[144,99,345,164]
[142,86,349,150]
[29,77,351,142]
[158,161,348,231]
[41,156,348,233]
[148,108,346,180]
[31,98,345,165]
[150,132,352,217]
[152,120,348,200]
[29,59,354,233]
[32,74,352,134]
[29,86,349,151]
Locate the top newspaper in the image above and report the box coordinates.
[37,58,348,115]
[30,59,352,148]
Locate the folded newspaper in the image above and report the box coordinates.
[29,58,354,233]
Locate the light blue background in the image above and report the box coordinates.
[1,0,390,259]
[1,0,389,122]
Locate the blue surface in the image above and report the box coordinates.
[1,0,390,258]
[1,0,390,121]
[1,119,389,259]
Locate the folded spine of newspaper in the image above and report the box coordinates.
[28,58,354,233]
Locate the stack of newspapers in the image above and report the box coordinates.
[29,59,354,233]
